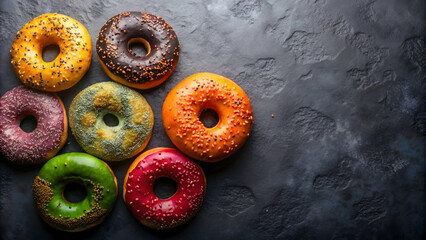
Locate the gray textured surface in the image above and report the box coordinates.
[0,0,425,239]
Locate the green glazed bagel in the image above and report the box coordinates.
[32,152,118,232]
[69,82,154,161]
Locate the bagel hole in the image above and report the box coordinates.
[63,182,87,203]
[128,38,151,57]
[154,177,178,200]
[42,44,60,62]
[20,115,37,133]
[103,114,119,127]
[199,108,219,128]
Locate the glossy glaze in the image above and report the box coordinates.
[123,148,206,229]
[32,152,117,232]
[163,73,253,162]
[96,12,179,89]
[10,13,92,92]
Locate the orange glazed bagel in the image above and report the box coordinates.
[10,13,92,92]
[162,73,253,162]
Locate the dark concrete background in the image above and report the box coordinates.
[0,0,425,239]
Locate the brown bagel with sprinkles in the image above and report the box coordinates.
[96,12,180,89]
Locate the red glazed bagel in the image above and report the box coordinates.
[123,148,206,229]
[162,73,254,162]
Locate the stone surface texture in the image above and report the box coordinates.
[0,0,425,239]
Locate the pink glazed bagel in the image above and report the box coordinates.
[0,86,68,164]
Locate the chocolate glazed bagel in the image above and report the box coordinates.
[96,12,180,89]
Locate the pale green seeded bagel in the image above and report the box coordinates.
[69,82,154,161]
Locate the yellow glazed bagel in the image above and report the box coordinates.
[10,13,92,92]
